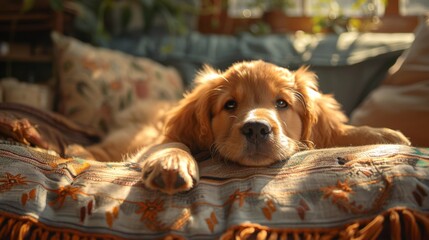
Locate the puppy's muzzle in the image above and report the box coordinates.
[241,120,272,144]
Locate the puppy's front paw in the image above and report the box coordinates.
[140,147,199,195]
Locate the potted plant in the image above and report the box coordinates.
[260,0,294,33]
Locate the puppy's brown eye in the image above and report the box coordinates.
[276,99,288,109]
[224,100,237,110]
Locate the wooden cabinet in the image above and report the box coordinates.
[0,0,67,82]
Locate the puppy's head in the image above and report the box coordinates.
[165,60,322,166]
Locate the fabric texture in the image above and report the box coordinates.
[52,32,184,134]
[350,17,429,147]
[0,143,428,239]
[0,100,428,239]
[0,102,100,157]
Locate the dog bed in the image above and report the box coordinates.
[0,103,428,239]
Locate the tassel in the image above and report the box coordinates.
[30,227,43,240]
[355,214,384,240]
[292,232,298,239]
[220,230,234,240]
[389,209,401,240]
[320,231,338,240]
[0,220,7,238]
[267,231,278,240]
[311,232,319,240]
[18,222,31,239]
[10,220,23,240]
[41,229,50,240]
[340,222,359,239]
[62,232,71,240]
[0,218,14,238]
[239,226,255,239]
[413,210,429,228]
[279,231,287,240]
[303,232,313,240]
[256,229,267,239]
[412,210,429,239]
[6,218,17,237]
[402,209,421,240]
[50,232,61,240]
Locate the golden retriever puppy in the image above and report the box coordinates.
[87,60,410,195]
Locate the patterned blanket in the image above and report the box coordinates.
[0,143,428,239]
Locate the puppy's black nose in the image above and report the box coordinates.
[241,120,272,144]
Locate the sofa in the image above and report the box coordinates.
[0,17,428,239]
[97,30,413,116]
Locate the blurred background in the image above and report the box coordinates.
[1,0,428,83]
[0,0,428,112]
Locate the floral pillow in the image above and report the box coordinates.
[52,32,184,134]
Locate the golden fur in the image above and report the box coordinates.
[87,60,410,194]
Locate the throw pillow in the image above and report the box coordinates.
[52,32,184,134]
[383,16,429,86]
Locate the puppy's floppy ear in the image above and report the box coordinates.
[293,67,348,148]
[293,67,319,146]
[164,65,221,152]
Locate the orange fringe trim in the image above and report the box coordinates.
[0,211,185,240]
[1,208,428,240]
[221,207,429,240]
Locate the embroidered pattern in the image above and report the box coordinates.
[106,206,119,228]
[322,179,353,204]
[80,200,94,223]
[262,199,276,220]
[413,184,428,206]
[322,179,362,213]
[136,199,165,230]
[226,188,252,208]
[49,185,84,208]
[21,188,37,206]
[0,173,27,192]
[0,144,428,239]
[205,211,218,233]
[296,199,310,220]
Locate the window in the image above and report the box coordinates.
[198,0,428,34]
[400,0,429,15]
